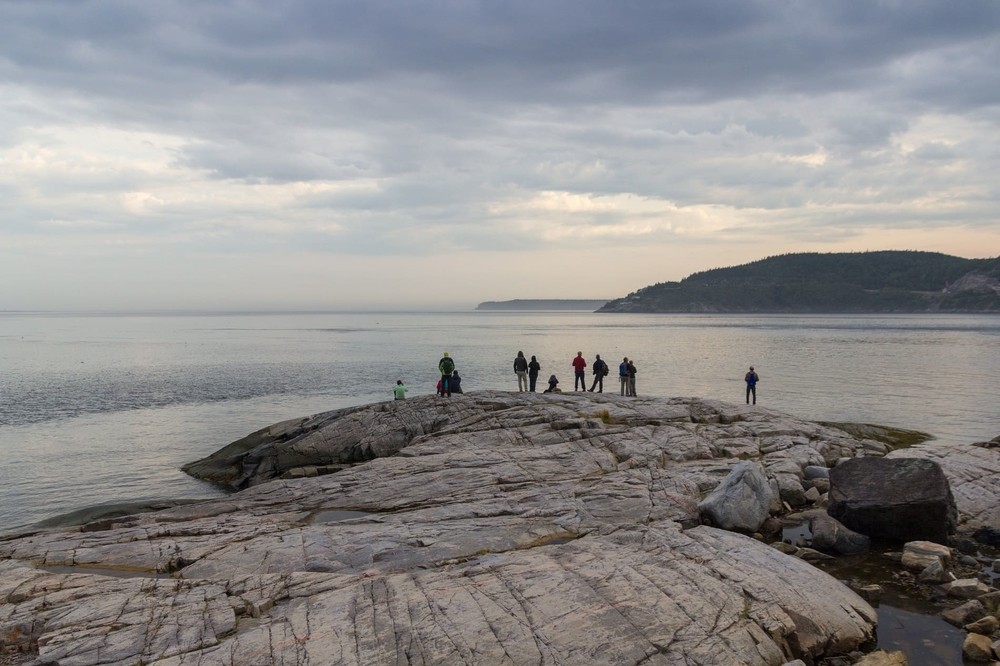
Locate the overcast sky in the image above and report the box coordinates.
[2,1,999,311]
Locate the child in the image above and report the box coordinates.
[394,380,407,400]
[543,374,560,393]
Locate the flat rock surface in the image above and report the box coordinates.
[3,392,995,665]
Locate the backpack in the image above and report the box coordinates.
[601,361,609,376]
[441,357,455,375]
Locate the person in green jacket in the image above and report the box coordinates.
[393,380,407,400]
[438,352,456,397]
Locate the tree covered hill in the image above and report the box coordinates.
[598,251,1000,313]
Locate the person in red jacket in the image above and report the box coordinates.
[571,351,587,391]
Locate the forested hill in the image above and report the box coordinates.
[598,251,1000,313]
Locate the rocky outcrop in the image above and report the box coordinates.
[2,392,995,665]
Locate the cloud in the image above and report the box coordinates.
[1,0,999,309]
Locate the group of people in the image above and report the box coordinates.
[392,351,761,404]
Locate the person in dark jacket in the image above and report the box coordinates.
[627,359,637,397]
[543,374,560,393]
[450,370,463,394]
[513,351,529,392]
[745,366,759,404]
[588,354,607,393]
[527,355,541,392]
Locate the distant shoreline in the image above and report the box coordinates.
[476,299,610,311]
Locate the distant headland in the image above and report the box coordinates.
[598,251,1000,314]
[476,299,611,311]
[479,252,1000,314]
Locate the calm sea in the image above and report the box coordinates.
[1,311,999,532]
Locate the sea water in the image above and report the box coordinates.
[1,310,999,532]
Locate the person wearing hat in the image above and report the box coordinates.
[438,352,456,397]
[744,366,760,405]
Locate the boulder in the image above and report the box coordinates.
[809,513,871,556]
[900,541,952,571]
[917,558,953,584]
[945,578,991,599]
[964,615,999,635]
[941,600,985,627]
[803,465,830,480]
[974,526,1000,547]
[827,457,957,543]
[697,461,773,532]
[962,633,994,662]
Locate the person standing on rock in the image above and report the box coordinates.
[572,351,587,391]
[588,354,608,393]
[627,359,638,397]
[393,380,407,400]
[619,357,630,396]
[513,351,529,392]
[438,352,455,397]
[745,366,759,405]
[528,355,541,392]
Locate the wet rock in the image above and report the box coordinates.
[945,578,991,599]
[901,541,952,571]
[962,632,994,662]
[760,517,782,538]
[994,559,1000,573]
[828,457,957,543]
[964,614,999,635]
[771,542,798,555]
[697,460,773,532]
[795,547,834,562]
[851,584,883,604]
[917,558,953,584]
[979,590,1000,613]
[809,513,870,556]
[856,650,908,666]
[980,527,1000,546]
[941,600,986,627]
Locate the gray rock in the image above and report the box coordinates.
[809,513,871,556]
[803,486,821,504]
[917,558,952,584]
[804,465,830,480]
[941,600,986,627]
[697,460,773,532]
[828,457,957,543]
[945,578,991,599]
[0,393,924,665]
[810,478,831,494]
[901,541,952,571]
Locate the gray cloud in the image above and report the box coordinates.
[1,0,998,309]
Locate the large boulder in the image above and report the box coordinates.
[697,461,773,532]
[827,457,957,543]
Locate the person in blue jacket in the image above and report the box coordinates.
[745,366,760,404]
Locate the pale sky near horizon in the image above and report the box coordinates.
[2,1,999,311]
